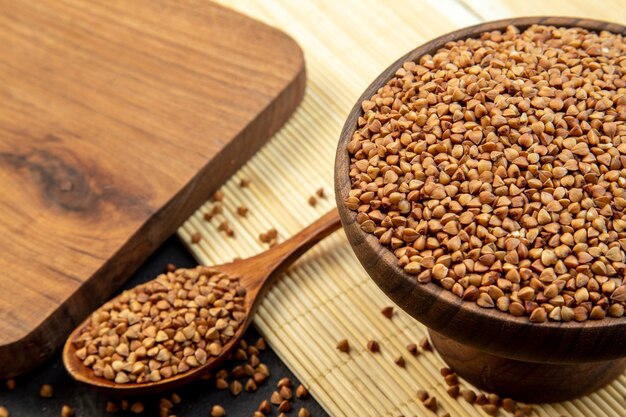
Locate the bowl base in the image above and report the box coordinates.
[429,330,626,403]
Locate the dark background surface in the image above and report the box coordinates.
[0,235,328,417]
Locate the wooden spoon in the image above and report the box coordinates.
[63,209,340,395]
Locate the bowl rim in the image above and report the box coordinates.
[334,16,626,363]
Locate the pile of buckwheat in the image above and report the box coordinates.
[73,266,246,383]
[346,24,626,322]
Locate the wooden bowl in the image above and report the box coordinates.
[334,17,626,402]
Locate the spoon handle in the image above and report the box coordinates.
[239,208,342,291]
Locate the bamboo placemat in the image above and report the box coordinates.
[179,1,626,416]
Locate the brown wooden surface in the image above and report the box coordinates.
[63,209,341,395]
[334,17,626,366]
[0,0,305,378]
[429,330,626,402]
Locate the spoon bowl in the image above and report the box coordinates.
[63,209,341,395]
[334,17,626,402]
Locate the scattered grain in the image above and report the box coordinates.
[130,402,144,414]
[296,384,309,399]
[255,337,266,351]
[212,191,224,202]
[277,378,291,388]
[218,220,231,235]
[256,363,270,377]
[381,306,394,319]
[245,378,257,392]
[278,400,292,413]
[424,396,437,412]
[271,391,282,405]
[258,400,271,414]
[416,389,429,402]
[447,385,460,399]
[211,405,226,417]
[230,380,243,396]
[461,389,477,404]
[39,384,53,398]
[160,398,174,410]
[476,394,488,405]
[487,393,500,406]
[106,401,119,413]
[190,232,202,244]
[502,398,517,412]
[61,405,74,417]
[280,386,293,400]
[367,340,380,353]
[482,404,498,416]
[444,374,458,386]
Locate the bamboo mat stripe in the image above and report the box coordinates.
[179,1,626,416]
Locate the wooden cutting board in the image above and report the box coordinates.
[0,0,305,378]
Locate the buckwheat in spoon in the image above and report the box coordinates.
[63,209,340,394]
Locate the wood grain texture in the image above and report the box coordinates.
[430,330,626,402]
[335,17,626,365]
[0,0,305,378]
[63,209,341,395]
